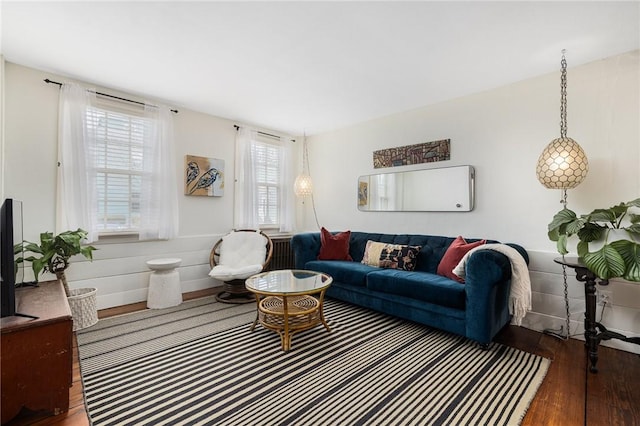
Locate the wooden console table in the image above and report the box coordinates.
[555,257,640,373]
[1,281,73,424]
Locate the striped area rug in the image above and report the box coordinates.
[77,296,550,426]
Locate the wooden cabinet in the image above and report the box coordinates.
[1,281,73,424]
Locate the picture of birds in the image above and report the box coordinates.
[184,155,225,196]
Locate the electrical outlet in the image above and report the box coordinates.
[597,289,613,306]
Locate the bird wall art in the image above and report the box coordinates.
[184,155,225,196]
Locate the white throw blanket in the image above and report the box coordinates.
[452,244,532,326]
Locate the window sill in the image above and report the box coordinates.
[95,232,140,244]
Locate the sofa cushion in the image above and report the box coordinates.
[361,241,422,271]
[318,227,353,261]
[437,236,486,282]
[366,269,466,309]
[305,260,377,287]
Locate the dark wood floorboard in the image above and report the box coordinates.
[7,290,640,425]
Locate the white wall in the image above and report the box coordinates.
[2,62,303,309]
[303,51,640,353]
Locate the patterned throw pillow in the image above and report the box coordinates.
[361,240,422,271]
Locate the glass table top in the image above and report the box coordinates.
[245,270,333,295]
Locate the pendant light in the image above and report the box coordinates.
[294,133,313,197]
[536,49,589,206]
[537,50,588,341]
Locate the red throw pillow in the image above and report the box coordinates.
[437,236,486,283]
[318,227,353,261]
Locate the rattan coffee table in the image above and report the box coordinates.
[245,269,333,351]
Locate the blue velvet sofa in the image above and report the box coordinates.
[291,231,528,346]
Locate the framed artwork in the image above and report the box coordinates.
[358,181,368,207]
[185,155,224,196]
[373,138,450,169]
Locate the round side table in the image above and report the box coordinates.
[146,258,183,309]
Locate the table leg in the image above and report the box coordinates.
[250,294,260,332]
[318,289,331,332]
[282,295,290,351]
[578,267,599,373]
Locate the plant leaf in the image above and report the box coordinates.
[556,234,569,255]
[625,198,640,208]
[577,240,589,258]
[610,240,640,282]
[586,208,619,224]
[565,217,586,235]
[577,223,605,242]
[548,209,577,233]
[626,223,640,236]
[582,245,626,280]
[22,242,44,254]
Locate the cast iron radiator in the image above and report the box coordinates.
[268,236,296,270]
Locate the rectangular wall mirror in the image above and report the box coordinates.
[357,165,475,212]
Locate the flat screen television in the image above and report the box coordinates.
[1,198,37,319]
[1,198,18,317]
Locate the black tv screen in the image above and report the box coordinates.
[1,198,17,317]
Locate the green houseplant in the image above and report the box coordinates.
[547,198,640,281]
[19,229,97,296]
[19,229,98,331]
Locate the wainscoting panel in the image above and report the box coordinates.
[527,249,639,355]
[56,234,222,310]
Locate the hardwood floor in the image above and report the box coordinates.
[7,290,640,425]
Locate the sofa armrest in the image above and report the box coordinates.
[464,249,518,344]
[291,233,322,269]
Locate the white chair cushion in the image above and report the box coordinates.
[218,230,267,268]
[208,263,263,281]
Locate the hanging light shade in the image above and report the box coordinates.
[294,132,313,197]
[536,137,588,189]
[536,50,588,190]
[294,174,313,197]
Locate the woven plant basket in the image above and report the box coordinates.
[68,287,98,331]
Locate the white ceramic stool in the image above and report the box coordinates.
[146,258,183,309]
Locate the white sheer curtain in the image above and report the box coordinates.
[56,82,98,241]
[234,127,295,232]
[139,103,179,240]
[234,127,260,229]
[57,82,178,242]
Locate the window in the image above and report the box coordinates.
[57,82,178,243]
[87,106,145,233]
[254,140,281,227]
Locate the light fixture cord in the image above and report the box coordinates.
[543,50,574,341]
[561,260,571,339]
[302,133,309,174]
[561,188,568,208]
[559,187,571,338]
[560,50,568,138]
[303,134,321,229]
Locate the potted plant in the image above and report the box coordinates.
[547,198,640,281]
[19,229,98,330]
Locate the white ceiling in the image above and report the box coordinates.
[2,1,639,136]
